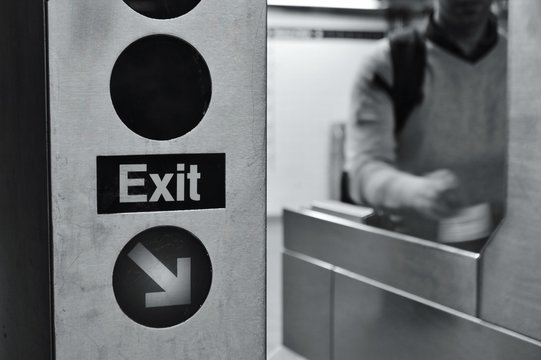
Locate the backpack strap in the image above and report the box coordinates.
[388,28,426,134]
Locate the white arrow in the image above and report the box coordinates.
[128,243,191,308]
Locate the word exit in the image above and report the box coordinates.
[97,153,225,214]
[119,164,201,203]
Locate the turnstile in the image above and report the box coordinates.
[283,206,541,360]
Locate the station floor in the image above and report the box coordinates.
[267,217,306,360]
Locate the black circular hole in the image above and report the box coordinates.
[122,0,202,19]
[113,226,213,328]
[110,35,212,141]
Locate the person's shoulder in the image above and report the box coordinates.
[356,37,393,87]
[367,38,392,66]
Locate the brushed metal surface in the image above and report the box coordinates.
[0,1,52,359]
[480,0,541,340]
[283,252,333,360]
[284,209,478,314]
[334,269,541,360]
[48,1,266,359]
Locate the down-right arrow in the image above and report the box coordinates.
[128,243,191,308]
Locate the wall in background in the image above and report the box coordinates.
[267,7,387,216]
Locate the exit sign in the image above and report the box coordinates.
[97,153,225,214]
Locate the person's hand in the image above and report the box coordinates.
[401,169,462,220]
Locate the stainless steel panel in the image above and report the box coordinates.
[284,209,478,314]
[0,2,51,359]
[480,0,541,340]
[334,269,541,360]
[283,252,333,360]
[48,1,266,359]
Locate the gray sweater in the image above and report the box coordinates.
[345,26,507,240]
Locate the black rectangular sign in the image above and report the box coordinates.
[97,153,225,214]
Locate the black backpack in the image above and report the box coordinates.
[341,29,426,204]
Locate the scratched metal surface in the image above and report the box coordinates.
[480,0,541,341]
[47,1,266,359]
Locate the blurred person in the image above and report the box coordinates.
[344,0,506,249]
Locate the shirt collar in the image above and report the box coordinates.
[425,14,499,63]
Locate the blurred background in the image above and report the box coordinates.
[266,0,508,358]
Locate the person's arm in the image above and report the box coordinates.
[344,41,459,219]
